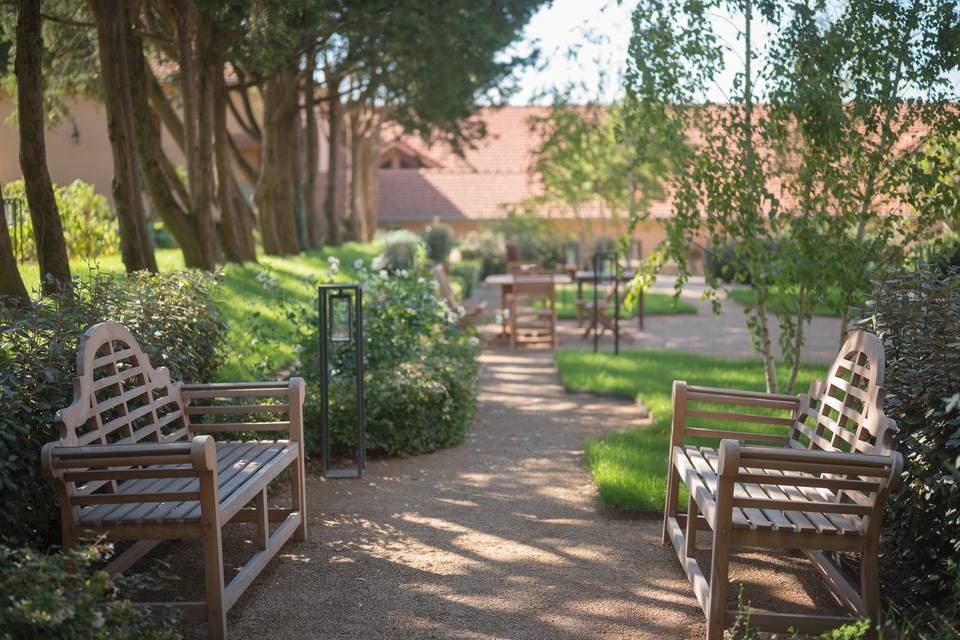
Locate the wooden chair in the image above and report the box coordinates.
[508,274,557,349]
[577,279,635,344]
[41,322,308,640]
[433,263,487,329]
[663,330,902,639]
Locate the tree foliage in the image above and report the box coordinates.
[625,0,960,391]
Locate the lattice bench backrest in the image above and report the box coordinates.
[54,322,190,448]
[790,330,896,458]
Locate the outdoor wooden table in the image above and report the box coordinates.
[483,273,573,336]
[574,270,645,330]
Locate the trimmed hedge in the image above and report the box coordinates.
[865,266,960,632]
[0,270,224,548]
[301,264,480,456]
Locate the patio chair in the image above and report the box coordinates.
[433,263,486,329]
[508,274,557,350]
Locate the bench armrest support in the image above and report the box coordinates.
[669,381,802,448]
[180,378,306,441]
[42,435,216,478]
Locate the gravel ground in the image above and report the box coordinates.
[159,347,842,639]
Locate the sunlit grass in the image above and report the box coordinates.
[545,285,697,319]
[17,243,380,382]
[555,349,823,511]
[726,286,850,317]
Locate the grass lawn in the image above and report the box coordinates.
[549,285,697,319]
[725,286,853,317]
[554,349,824,512]
[17,243,380,381]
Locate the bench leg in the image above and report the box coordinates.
[199,470,226,640]
[707,478,735,640]
[685,494,698,558]
[662,465,680,545]
[861,536,881,634]
[292,454,307,543]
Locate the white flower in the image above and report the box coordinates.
[502,308,510,319]
[468,336,480,347]
[92,611,105,629]
[371,254,386,271]
[327,256,340,274]
[379,269,389,279]
[354,258,364,270]
[457,305,466,317]
[398,269,409,278]
[495,312,503,325]
[50,607,75,625]
[945,393,960,414]
[418,277,426,285]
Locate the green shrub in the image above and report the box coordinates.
[3,179,120,261]
[494,210,568,268]
[460,229,507,278]
[0,542,180,639]
[0,269,224,548]
[422,221,455,264]
[450,259,481,300]
[863,266,960,630]
[301,265,480,456]
[373,228,422,272]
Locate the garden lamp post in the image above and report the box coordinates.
[318,284,365,478]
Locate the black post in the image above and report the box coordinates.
[592,252,600,354]
[613,251,620,356]
[318,284,365,478]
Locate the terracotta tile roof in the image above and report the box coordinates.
[334,104,933,224]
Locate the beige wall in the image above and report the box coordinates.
[379,217,670,261]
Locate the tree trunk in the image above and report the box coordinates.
[124,13,208,269]
[191,9,221,265]
[755,295,779,393]
[324,74,343,245]
[303,56,323,248]
[785,286,806,394]
[89,0,157,274]
[0,183,29,304]
[16,0,72,291]
[214,65,256,262]
[348,105,381,243]
[256,69,302,255]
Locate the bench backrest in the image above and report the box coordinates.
[789,330,896,457]
[54,322,189,448]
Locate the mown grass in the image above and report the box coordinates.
[548,285,697,319]
[725,286,849,317]
[17,244,380,381]
[554,349,823,511]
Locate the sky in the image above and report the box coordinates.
[507,0,958,105]
[507,0,780,105]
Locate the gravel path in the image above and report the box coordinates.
[166,346,841,639]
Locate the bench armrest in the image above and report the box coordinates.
[180,378,306,441]
[716,438,904,496]
[42,435,216,478]
[669,381,802,447]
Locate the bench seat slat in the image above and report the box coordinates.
[672,445,866,536]
[77,441,286,525]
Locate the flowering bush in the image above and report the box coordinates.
[301,264,481,455]
[0,542,180,639]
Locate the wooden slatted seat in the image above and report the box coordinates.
[509,273,558,349]
[663,331,903,639]
[42,322,308,640]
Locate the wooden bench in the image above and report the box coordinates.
[663,330,903,638]
[41,322,307,639]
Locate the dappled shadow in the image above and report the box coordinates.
[153,345,844,640]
